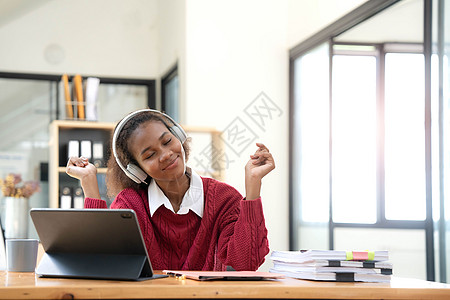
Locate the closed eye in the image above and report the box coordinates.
[144,152,155,160]
[163,138,172,146]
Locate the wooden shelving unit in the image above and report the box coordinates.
[183,126,225,181]
[49,120,115,208]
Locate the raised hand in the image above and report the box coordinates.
[66,156,97,180]
[245,143,275,200]
[245,143,275,180]
[66,156,101,199]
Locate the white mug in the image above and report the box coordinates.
[6,239,39,272]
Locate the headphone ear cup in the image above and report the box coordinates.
[170,126,187,143]
[126,163,148,184]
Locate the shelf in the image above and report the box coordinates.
[51,119,116,130]
[57,167,108,174]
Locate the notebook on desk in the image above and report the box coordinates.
[163,270,285,281]
[30,208,167,281]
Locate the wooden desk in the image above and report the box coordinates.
[0,271,449,299]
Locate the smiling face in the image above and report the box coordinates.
[128,120,186,183]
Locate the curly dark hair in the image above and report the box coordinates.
[106,110,191,198]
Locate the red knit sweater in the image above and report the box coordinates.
[85,177,269,271]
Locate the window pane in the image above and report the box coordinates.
[385,53,426,221]
[0,78,55,238]
[294,43,330,223]
[332,55,377,224]
[164,74,179,122]
[97,84,148,122]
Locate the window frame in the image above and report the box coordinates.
[161,63,179,121]
[289,0,436,281]
[330,41,428,230]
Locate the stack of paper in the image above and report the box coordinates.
[270,250,392,283]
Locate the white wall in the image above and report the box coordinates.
[0,0,159,78]
[157,0,186,111]
[184,0,289,272]
[183,0,369,271]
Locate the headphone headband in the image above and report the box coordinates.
[112,109,187,184]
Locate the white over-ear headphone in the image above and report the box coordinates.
[112,109,187,184]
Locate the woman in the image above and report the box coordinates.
[66,109,274,271]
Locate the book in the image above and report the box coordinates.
[271,269,391,283]
[62,74,74,119]
[270,249,389,263]
[73,74,85,120]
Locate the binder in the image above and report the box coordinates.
[73,74,85,120]
[73,187,84,209]
[80,140,92,161]
[92,141,104,168]
[62,74,74,119]
[85,77,100,121]
[67,140,79,159]
[60,187,72,209]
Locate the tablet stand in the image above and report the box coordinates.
[37,252,167,281]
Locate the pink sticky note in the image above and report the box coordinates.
[352,251,369,260]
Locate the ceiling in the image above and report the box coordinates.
[335,0,424,44]
[0,0,52,28]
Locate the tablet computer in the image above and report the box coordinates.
[30,208,167,281]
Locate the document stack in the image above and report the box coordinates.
[270,250,392,283]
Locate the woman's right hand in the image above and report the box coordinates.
[66,156,97,180]
[66,157,101,199]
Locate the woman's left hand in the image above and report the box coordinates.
[244,143,275,200]
[245,143,275,181]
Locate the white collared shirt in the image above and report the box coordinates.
[147,169,204,217]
